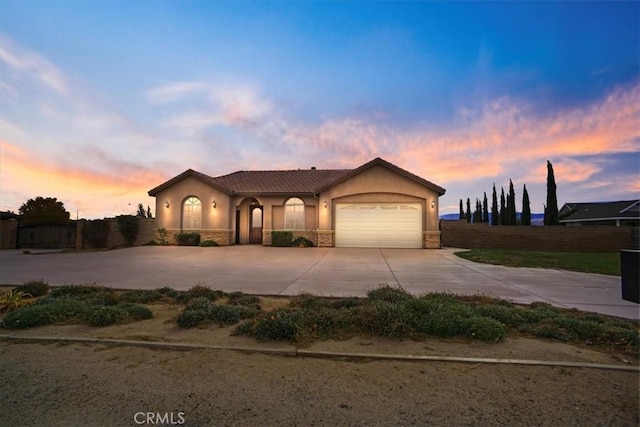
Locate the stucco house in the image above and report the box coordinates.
[148,157,446,248]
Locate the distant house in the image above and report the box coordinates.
[559,200,640,227]
[149,157,446,248]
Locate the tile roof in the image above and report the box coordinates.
[213,169,353,194]
[559,200,640,222]
[148,157,446,196]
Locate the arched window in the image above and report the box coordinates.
[182,197,202,229]
[284,197,305,230]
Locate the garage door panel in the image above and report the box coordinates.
[335,203,422,248]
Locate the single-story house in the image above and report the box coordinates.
[559,200,640,227]
[148,157,446,248]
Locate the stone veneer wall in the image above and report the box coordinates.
[440,220,634,252]
[317,230,334,247]
[424,231,441,249]
[164,229,233,246]
[200,230,234,245]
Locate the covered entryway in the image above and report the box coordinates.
[235,198,263,245]
[335,203,422,248]
[249,205,263,244]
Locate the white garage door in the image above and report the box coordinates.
[335,203,422,248]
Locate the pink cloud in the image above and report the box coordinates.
[1,140,169,218]
[276,81,639,192]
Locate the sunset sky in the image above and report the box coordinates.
[1,1,638,219]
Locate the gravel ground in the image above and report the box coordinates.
[1,341,638,427]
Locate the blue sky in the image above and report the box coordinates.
[1,1,638,218]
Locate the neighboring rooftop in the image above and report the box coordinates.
[559,200,640,223]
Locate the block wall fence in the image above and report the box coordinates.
[76,218,157,249]
[439,220,637,252]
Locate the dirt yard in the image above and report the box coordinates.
[1,301,638,426]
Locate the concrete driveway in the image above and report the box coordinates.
[1,246,637,319]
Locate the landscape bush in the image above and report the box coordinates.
[199,240,219,247]
[456,316,506,342]
[175,232,201,246]
[175,285,224,304]
[235,310,304,341]
[3,279,637,352]
[119,304,154,320]
[176,298,258,327]
[289,293,331,309]
[354,301,415,337]
[208,304,258,324]
[330,297,363,310]
[51,284,112,297]
[156,287,179,298]
[116,215,139,246]
[227,292,261,309]
[48,285,119,306]
[1,286,153,329]
[87,306,130,326]
[366,285,413,303]
[304,306,352,338]
[271,231,293,247]
[176,309,207,328]
[291,236,314,247]
[119,290,164,304]
[473,304,525,327]
[1,305,51,328]
[156,228,169,245]
[14,280,50,297]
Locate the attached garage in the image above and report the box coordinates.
[335,203,422,248]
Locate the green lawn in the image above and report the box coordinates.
[455,249,621,276]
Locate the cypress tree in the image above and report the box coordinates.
[522,184,531,225]
[508,179,517,225]
[466,198,471,223]
[544,160,560,225]
[500,187,506,225]
[459,199,464,220]
[474,199,482,223]
[491,184,499,225]
[482,192,489,223]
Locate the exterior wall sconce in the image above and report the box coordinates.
[212,200,217,208]
[431,198,436,209]
[323,199,327,208]
[164,200,170,208]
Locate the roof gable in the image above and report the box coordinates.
[148,169,231,196]
[315,157,446,195]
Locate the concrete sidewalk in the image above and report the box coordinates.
[1,246,637,319]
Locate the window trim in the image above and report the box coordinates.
[182,196,202,230]
[284,197,305,230]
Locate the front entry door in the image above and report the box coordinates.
[235,210,241,244]
[249,206,263,244]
